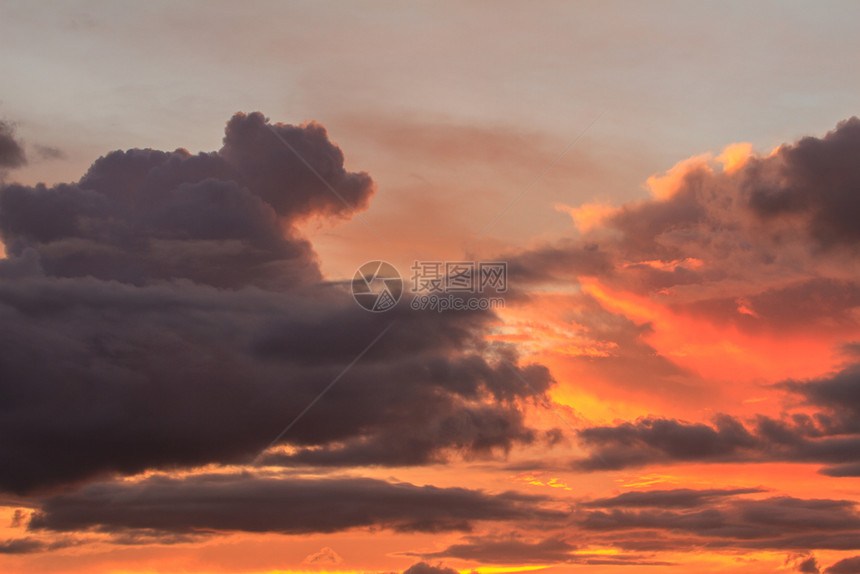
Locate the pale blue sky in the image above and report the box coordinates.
[2,0,859,273]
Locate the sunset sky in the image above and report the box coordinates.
[3,2,860,574]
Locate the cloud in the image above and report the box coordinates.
[746,118,860,249]
[417,534,577,564]
[10,509,26,527]
[303,546,343,565]
[573,414,759,471]
[786,553,821,573]
[219,113,373,222]
[827,556,860,574]
[442,116,860,566]
[572,359,860,474]
[0,121,26,170]
[503,117,860,338]
[573,412,860,472]
[0,111,374,289]
[556,201,617,234]
[780,361,860,434]
[33,145,64,161]
[412,533,674,567]
[0,256,548,495]
[402,562,459,574]
[0,112,555,495]
[490,121,860,415]
[28,474,563,536]
[819,463,860,478]
[0,536,80,554]
[796,554,822,574]
[679,278,860,334]
[0,537,43,554]
[610,118,860,267]
[575,489,860,553]
[582,488,765,509]
[504,239,613,284]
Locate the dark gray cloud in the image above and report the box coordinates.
[582,488,765,509]
[582,507,733,535]
[0,112,554,495]
[219,113,373,221]
[574,413,860,473]
[0,536,80,554]
[738,497,860,533]
[28,473,563,535]
[412,533,673,566]
[574,414,759,471]
[781,362,860,434]
[827,556,860,574]
[577,490,860,553]
[0,260,549,494]
[504,239,613,284]
[573,361,860,474]
[795,554,821,574]
[0,112,373,289]
[402,562,460,574]
[0,537,43,554]
[425,536,577,564]
[0,121,26,170]
[820,463,860,478]
[746,117,860,249]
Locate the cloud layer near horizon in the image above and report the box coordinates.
[26,473,562,536]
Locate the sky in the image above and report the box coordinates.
[2,1,860,573]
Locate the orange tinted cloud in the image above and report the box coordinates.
[554,202,617,234]
[645,152,713,199]
[716,142,754,173]
[581,278,842,387]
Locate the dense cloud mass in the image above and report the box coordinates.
[0,112,553,495]
[0,111,374,288]
[27,474,562,535]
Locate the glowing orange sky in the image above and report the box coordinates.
[3,3,860,574]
